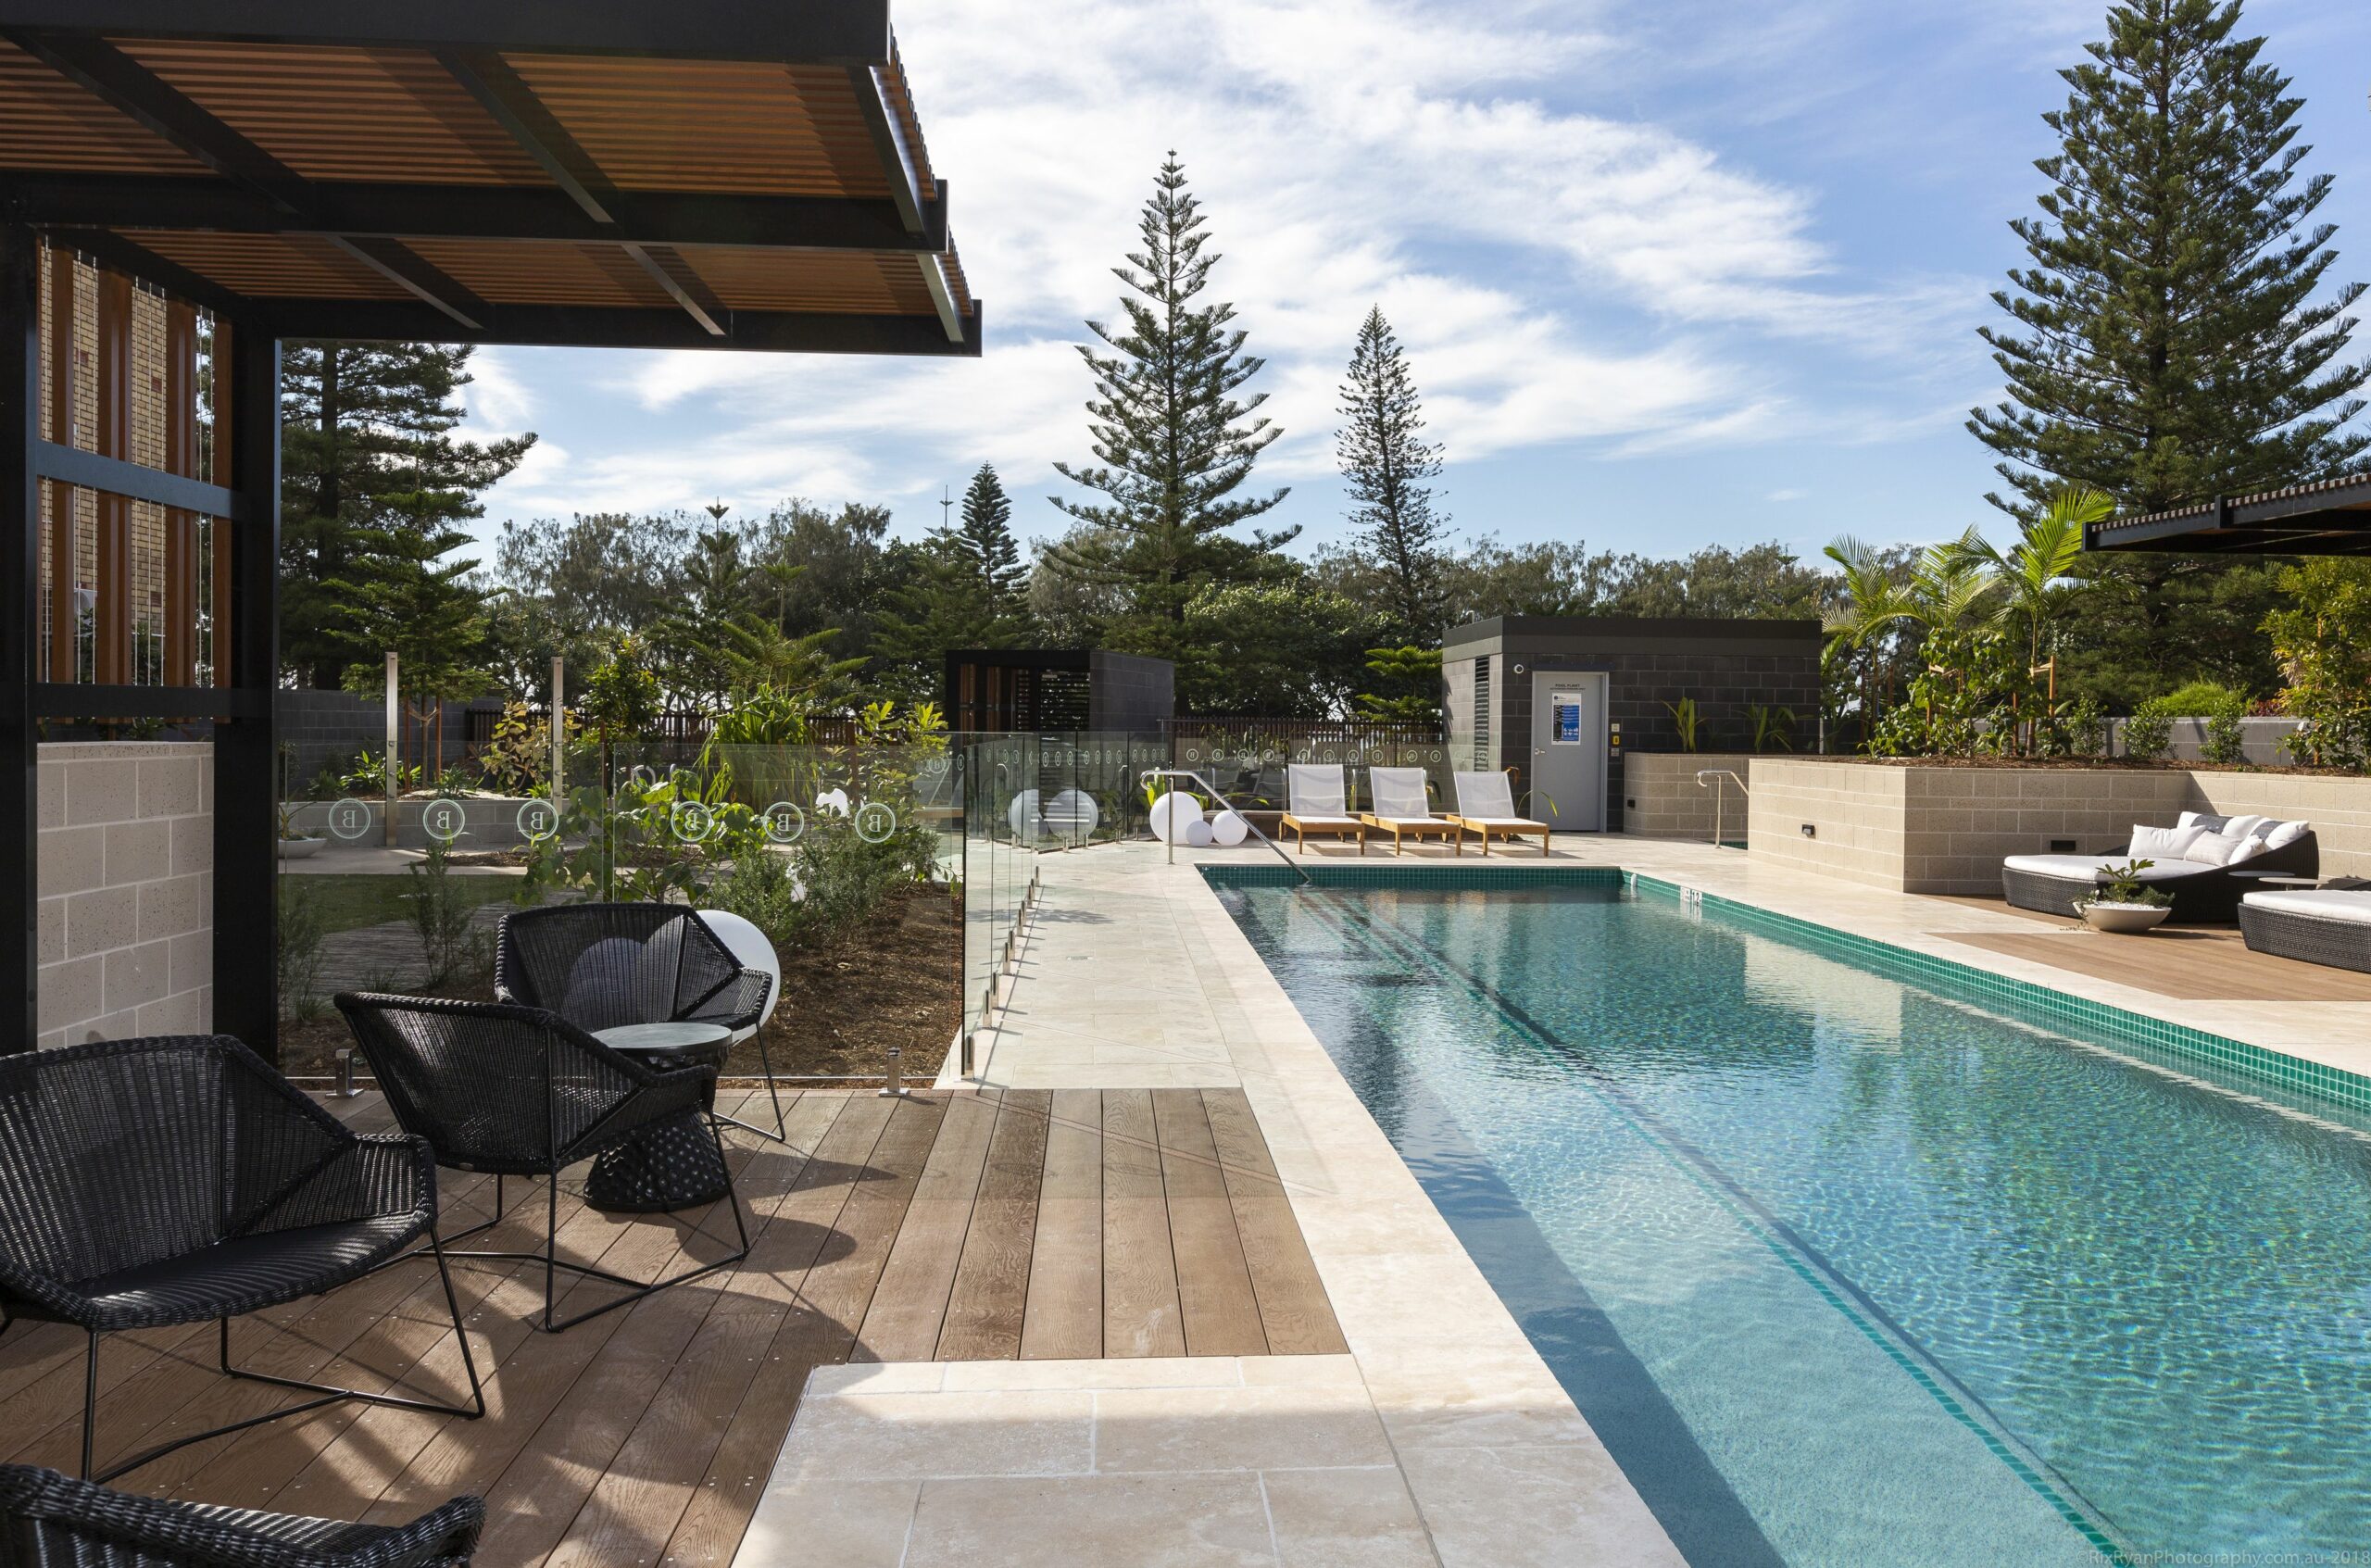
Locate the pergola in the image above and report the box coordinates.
[2085,474,2371,557]
[0,2,980,1055]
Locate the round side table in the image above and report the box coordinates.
[584,1022,734,1213]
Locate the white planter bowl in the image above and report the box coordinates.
[277,835,327,859]
[2081,901,2169,935]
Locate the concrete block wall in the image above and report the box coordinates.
[1621,753,1759,841]
[279,689,496,789]
[36,741,212,1049]
[1744,759,1914,890]
[1744,759,2367,895]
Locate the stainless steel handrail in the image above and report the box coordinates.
[1695,768,1748,849]
[1140,768,1312,884]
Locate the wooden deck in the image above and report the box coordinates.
[1928,897,2371,1002]
[0,1087,1344,1566]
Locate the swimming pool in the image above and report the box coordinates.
[1215,872,2371,1567]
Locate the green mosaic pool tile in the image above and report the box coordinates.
[1624,874,2371,1118]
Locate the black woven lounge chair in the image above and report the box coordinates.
[2239,891,2371,973]
[0,1462,481,1568]
[0,1036,483,1483]
[495,903,784,1142]
[334,994,749,1332]
[2001,829,2320,923]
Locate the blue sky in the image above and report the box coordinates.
[458,0,2371,566]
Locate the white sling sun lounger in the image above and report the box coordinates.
[1281,764,1366,855]
[1449,771,1551,857]
[1361,767,1461,856]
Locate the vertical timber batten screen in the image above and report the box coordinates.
[3,229,274,1056]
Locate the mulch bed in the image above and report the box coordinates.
[274,884,962,1086]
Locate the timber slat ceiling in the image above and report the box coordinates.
[677,245,935,315]
[1,13,979,355]
[508,56,897,198]
[119,229,409,298]
[0,41,197,173]
[120,41,549,185]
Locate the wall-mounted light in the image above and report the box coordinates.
[1800,823,1817,838]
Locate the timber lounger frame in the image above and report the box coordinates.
[1281,764,1368,854]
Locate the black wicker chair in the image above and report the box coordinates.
[333,995,748,1332]
[0,1463,481,1568]
[0,1037,483,1484]
[495,903,784,1142]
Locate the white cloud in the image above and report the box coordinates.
[482,0,1988,525]
[1765,488,1808,503]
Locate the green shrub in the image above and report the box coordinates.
[2123,697,2175,761]
[2202,710,2247,767]
[2156,680,2248,718]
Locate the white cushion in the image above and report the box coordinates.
[2216,814,2268,842]
[2264,820,2310,848]
[2243,888,2371,922]
[2185,833,2253,867]
[2003,854,2199,883]
[2129,824,2208,861]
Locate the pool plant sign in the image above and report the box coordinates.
[2076,859,2172,934]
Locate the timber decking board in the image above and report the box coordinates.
[1021,1088,1105,1361]
[1938,925,2371,1001]
[0,1085,1339,1568]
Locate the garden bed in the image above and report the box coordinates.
[273,881,958,1085]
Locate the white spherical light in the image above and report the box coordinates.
[1210,809,1248,847]
[1148,791,1201,844]
[1184,817,1214,847]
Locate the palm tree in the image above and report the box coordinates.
[1952,487,2114,674]
[1822,536,1914,746]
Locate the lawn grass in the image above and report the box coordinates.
[283,871,532,936]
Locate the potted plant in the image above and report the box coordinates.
[277,800,327,859]
[2076,859,2170,934]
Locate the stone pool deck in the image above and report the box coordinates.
[745,832,2371,1566]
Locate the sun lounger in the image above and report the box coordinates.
[1281,764,1366,854]
[1449,771,1551,857]
[2239,885,2371,972]
[1361,767,1461,856]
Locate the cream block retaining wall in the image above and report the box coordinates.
[1747,758,2370,895]
[36,742,213,1049]
[1621,752,1758,841]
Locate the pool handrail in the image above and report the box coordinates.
[1140,768,1312,884]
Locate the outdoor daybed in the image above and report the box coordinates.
[2239,887,2371,973]
[2001,813,2319,923]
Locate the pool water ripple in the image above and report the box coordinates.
[1221,883,2371,1566]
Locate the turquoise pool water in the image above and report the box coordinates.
[1216,877,2371,1567]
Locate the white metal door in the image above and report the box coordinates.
[1530,671,1606,832]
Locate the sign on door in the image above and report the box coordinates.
[1551,691,1585,745]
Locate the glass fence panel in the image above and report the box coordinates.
[271,728,1231,1090]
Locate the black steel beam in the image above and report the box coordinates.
[10,36,494,331]
[0,2,894,64]
[26,684,264,721]
[326,235,487,331]
[257,299,985,355]
[0,224,37,1050]
[847,63,927,235]
[34,440,249,521]
[5,30,308,209]
[11,175,950,254]
[436,50,618,224]
[212,326,280,1060]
